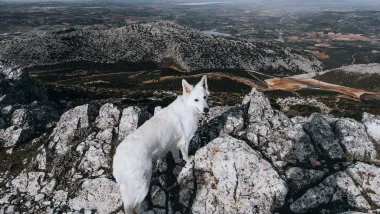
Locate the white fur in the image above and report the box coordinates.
[113,76,209,214]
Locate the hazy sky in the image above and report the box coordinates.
[1,0,379,6]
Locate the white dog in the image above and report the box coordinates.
[113,76,210,214]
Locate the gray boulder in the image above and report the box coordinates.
[303,114,345,161]
[180,136,288,214]
[290,172,371,213]
[334,118,376,161]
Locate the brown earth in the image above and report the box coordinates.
[265,77,380,99]
[306,50,330,59]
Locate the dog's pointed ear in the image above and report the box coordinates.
[182,79,193,95]
[198,76,209,94]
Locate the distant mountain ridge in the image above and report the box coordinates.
[0,21,323,74]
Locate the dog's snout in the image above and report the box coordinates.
[204,108,210,113]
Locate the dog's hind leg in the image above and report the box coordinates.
[120,184,135,214]
[134,162,152,214]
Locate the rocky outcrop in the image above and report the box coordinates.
[243,89,319,168]
[48,104,98,155]
[0,21,323,74]
[0,65,58,148]
[1,88,380,214]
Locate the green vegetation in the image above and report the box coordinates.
[315,70,380,92]
[287,104,322,117]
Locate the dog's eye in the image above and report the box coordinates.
[195,99,199,102]
[203,96,206,99]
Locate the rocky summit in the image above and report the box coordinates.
[0,21,323,74]
[1,66,380,214]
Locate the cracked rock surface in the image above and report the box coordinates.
[182,136,287,214]
[1,75,380,214]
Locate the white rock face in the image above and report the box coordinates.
[118,106,141,141]
[11,171,45,196]
[1,126,24,147]
[0,66,24,80]
[335,118,377,161]
[78,128,113,175]
[53,190,68,206]
[35,146,47,170]
[181,136,287,214]
[347,162,380,207]
[95,103,120,130]
[68,177,122,213]
[48,104,97,155]
[362,112,380,145]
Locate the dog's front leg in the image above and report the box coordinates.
[171,147,182,164]
[178,139,190,162]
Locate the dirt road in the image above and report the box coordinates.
[265,77,380,99]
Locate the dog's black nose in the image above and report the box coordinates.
[204,108,209,113]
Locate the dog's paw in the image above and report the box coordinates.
[174,157,183,164]
[184,156,194,163]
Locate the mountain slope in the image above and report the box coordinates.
[0,21,323,74]
[314,63,380,92]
